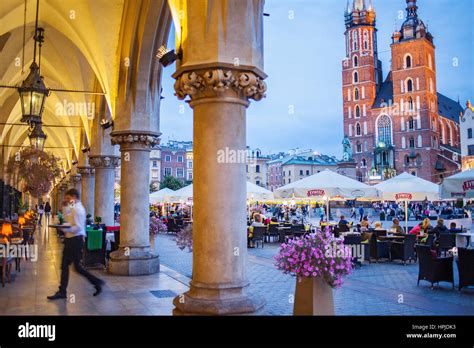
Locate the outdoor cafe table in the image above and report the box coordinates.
[378,235,406,242]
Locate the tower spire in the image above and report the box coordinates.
[353,0,366,11]
[406,0,418,18]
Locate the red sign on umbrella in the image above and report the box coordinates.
[395,193,412,200]
[307,189,325,197]
[462,180,474,192]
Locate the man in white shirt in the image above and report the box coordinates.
[47,189,105,300]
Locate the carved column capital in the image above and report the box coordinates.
[77,167,95,177]
[69,174,81,185]
[111,130,161,151]
[173,68,267,105]
[89,155,120,169]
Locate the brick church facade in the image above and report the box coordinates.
[342,0,463,184]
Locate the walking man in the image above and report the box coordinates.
[47,189,105,300]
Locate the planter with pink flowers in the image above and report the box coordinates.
[275,227,353,315]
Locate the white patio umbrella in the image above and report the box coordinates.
[149,187,175,203]
[246,182,275,201]
[440,169,474,199]
[164,184,193,203]
[274,169,380,221]
[164,182,275,202]
[374,172,440,231]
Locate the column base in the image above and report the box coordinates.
[172,282,265,315]
[108,247,160,276]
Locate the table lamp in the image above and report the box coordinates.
[1,222,13,239]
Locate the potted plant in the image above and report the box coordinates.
[174,224,192,252]
[17,198,28,215]
[275,227,353,315]
[149,216,168,235]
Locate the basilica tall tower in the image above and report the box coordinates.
[342,0,383,180]
[342,0,462,183]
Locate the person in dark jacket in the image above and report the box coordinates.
[431,218,448,240]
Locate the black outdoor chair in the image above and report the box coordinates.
[438,233,456,256]
[374,230,387,238]
[267,224,279,243]
[363,232,389,263]
[416,245,454,289]
[252,226,266,248]
[344,235,362,267]
[390,234,416,265]
[167,219,179,233]
[289,224,305,238]
[457,247,474,291]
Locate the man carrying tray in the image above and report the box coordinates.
[47,189,105,300]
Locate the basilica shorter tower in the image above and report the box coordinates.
[342,0,463,184]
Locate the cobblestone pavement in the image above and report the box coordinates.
[154,234,474,315]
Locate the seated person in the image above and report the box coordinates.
[449,221,459,233]
[410,218,432,236]
[338,215,350,232]
[251,214,265,227]
[390,218,404,234]
[269,217,279,225]
[431,218,448,239]
[373,221,384,230]
[360,216,370,230]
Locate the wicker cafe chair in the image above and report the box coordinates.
[368,232,389,263]
[390,234,416,265]
[344,235,362,267]
[416,245,454,289]
[252,226,266,248]
[457,247,474,291]
[438,233,456,256]
[267,224,279,243]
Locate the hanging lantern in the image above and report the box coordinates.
[18,62,49,124]
[28,122,47,151]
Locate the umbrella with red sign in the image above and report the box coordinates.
[274,169,380,222]
[440,169,474,200]
[375,172,440,231]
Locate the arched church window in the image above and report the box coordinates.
[377,115,392,146]
[356,122,361,136]
[405,54,412,68]
[353,55,358,67]
[355,105,361,118]
[354,88,359,100]
[407,79,414,92]
[353,31,358,51]
[353,71,359,83]
[408,116,415,130]
[363,30,369,50]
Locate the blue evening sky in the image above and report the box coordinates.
[159,0,474,158]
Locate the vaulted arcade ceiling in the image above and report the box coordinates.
[0,0,172,175]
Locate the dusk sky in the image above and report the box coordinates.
[159,0,474,159]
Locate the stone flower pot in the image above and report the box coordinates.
[293,276,335,316]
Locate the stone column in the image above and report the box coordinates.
[69,174,82,197]
[90,156,119,226]
[169,0,267,315]
[108,132,160,275]
[77,167,95,218]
